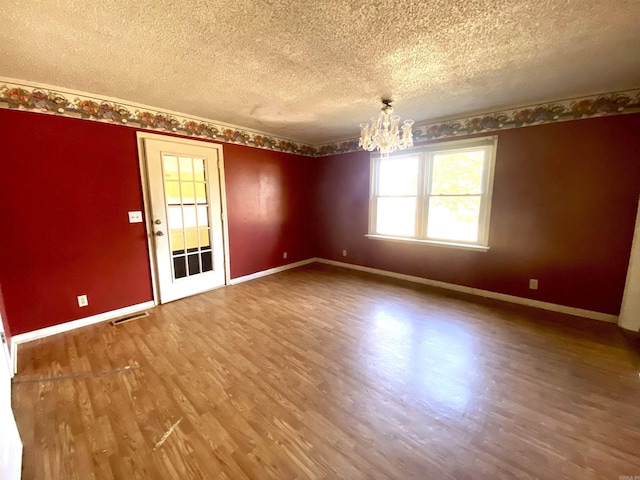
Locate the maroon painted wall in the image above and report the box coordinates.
[314,113,640,316]
[0,110,154,335]
[0,109,316,335]
[1,107,638,335]
[224,143,317,278]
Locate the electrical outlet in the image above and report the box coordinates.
[77,295,88,307]
[283,252,288,259]
[529,279,539,290]
[342,250,347,257]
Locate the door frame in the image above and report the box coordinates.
[0,311,22,480]
[136,132,231,305]
[0,314,13,380]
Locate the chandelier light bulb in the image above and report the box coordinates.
[359,100,414,157]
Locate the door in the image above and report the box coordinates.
[139,134,229,303]
[0,316,22,480]
[620,196,640,332]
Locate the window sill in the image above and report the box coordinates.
[365,234,490,252]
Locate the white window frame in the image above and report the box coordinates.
[366,136,497,251]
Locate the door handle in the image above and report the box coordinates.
[155,231,165,237]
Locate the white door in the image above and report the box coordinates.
[620,197,640,332]
[139,134,229,303]
[0,317,22,480]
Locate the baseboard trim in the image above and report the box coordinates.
[316,258,618,323]
[230,258,318,285]
[11,301,156,347]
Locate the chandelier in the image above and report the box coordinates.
[359,100,414,157]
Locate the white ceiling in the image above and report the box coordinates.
[1,0,639,145]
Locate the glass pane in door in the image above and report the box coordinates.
[162,154,214,280]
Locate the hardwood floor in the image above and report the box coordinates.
[12,264,640,479]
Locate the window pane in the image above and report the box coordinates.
[188,253,201,275]
[173,256,187,279]
[167,206,183,229]
[182,206,197,229]
[164,181,181,205]
[185,229,199,250]
[378,156,418,196]
[376,197,416,236]
[432,150,484,194]
[193,158,205,181]
[195,183,207,204]
[196,205,209,227]
[427,196,481,242]
[181,182,195,204]
[201,250,213,272]
[179,157,193,180]
[163,156,179,181]
[170,230,185,254]
[199,228,211,248]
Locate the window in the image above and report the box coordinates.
[368,136,497,250]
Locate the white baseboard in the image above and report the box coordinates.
[230,258,317,285]
[316,258,618,323]
[11,301,156,347]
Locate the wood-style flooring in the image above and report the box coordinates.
[12,264,640,479]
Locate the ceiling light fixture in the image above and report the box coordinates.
[359,100,414,157]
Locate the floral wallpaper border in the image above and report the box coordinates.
[1,78,639,158]
[315,89,640,156]
[0,79,317,156]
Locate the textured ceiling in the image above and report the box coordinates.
[1,0,639,144]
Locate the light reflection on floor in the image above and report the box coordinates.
[367,305,478,413]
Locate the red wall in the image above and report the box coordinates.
[314,113,640,315]
[224,143,317,278]
[1,107,638,335]
[0,110,154,335]
[0,109,316,335]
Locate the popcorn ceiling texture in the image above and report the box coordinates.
[1,0,639,144]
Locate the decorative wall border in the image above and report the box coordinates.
[0,77,318,156]
[1,77,639,157]
[314,89,640,156]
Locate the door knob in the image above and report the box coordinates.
[155,219,162,225]
[155,231,165,237]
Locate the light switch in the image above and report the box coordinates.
[128,211,143,223]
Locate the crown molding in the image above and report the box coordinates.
[1,77,639,158]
